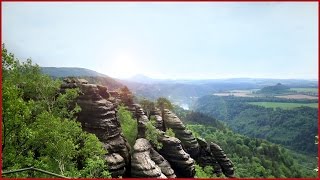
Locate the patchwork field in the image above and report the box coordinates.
[213,89,257,97]
[275,94,318,100]
[248,102,318,109]
[213,88,318,100]
[290,88,318,93]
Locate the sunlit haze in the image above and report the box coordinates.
[2,2,318,79]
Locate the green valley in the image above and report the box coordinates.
[193,95,318,155]
[172,107,317,177]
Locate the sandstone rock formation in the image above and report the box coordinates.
[131,138,175,178]
[105,153,126,177]
[162,109,235,178]
[61,78,130,178]
[150,148,176,178]
[61,77,235,178]
[151,108,165,131]
[210,142,235,178]
[196,138,223,176]
[158,136,195,177]
[137,115,149,138]
[163,109,200,158]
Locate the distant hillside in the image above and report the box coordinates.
[257,83,290,94]
[41,67,124,90]
[193,95,318,155]
[127,74,160,84]
[41,67,108,77]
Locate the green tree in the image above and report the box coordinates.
[2,46,110,178]
[117,105,138,149]
[195,164,214,178]
[140,99,155,118]
[145,120,163,150]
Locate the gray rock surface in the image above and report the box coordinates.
[61,78,130,177]
[163,109,200,158]
[210,142,235,178]
[158,136,195,177]
[131,138,175,178]
[196,138,223,176]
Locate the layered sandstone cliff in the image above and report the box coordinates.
[61,77,235,178]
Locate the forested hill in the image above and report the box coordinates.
[41,67,108,77]
[193,95,318,155]
[41,67,124,90]
[257,83,290,94]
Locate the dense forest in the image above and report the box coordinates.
[2,47,111,177]
[193,95,318,155]
[172,107,317,177]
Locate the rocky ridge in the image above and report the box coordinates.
[60,77,235,178]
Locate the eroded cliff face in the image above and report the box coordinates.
[162,109,235,178]
[61,78,130,177]
[163,109,200,158]
[61,77,235,178]
[158,136,196,177]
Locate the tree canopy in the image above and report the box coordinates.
[2,46,110,178]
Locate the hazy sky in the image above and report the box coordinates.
[2,2,318,79]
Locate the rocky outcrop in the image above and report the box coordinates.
[196,138,223,176]
[158,136,195,177]
[133,104,145,119]
[97,84,110,99]
[131,138,176,178]
[61,78,235,178]
[105,153,126,177]
[163,109,200,158]
[210,143,235,178]
[150,148,176,178]
[151,108,165,131]
[61,78,130,177]
[137,115,149,138]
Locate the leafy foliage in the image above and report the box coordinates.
[188,124,317,178]
[117,105,138,149]
[2,46,110,178]
[156,97,173,111]
[140,99,155,118]
[195,164,215,178]
[145,118,163,149]
[165,128,175,137]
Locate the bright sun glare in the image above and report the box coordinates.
[110,54,138,79]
